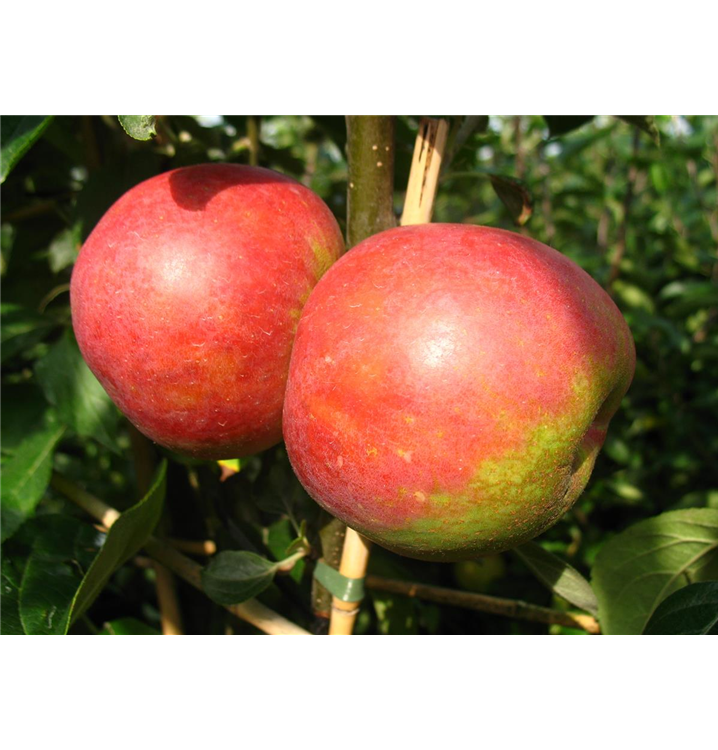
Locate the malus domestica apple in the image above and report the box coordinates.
[71,164,344,459]
[283,224,635,560]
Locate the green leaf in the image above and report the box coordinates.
[488,174,533,226]
[0,546,28,634]
[644,582,718,635]
[65,460,167,627]
[514,542,599,616]
[0,408,66,542]
[543,116,594,138]
[616,116,660,145]
[35,328,120,451]
[1,222,15,276]
[18,515,105,635]
[266,517,306,583]
[201,550,279,605]
[48,223,81,273]
[0,116,54,183]
[100,617,161,635]
[0,303,58,363]
[117,116,157,141]
[592,508,718,634]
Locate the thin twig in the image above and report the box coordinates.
[366,575,601,634]
[51,474,310,636]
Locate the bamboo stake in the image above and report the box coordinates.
[51,475,310,636]
[328,117,449,636]
[328,529,373,635]
[154,563,184,750]
[400,118,450,226]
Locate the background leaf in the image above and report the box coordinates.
[65,460,167,628]
[48,223,81,273]
[35,329,120,451]
[100,617,161,635]
[0,116,53,183]
[201,550,279,605]
[592,509,718,634]
[514,542,599,616]
[616,115,661,145]
[488,174,533,225]
[543,116,594,138]
[0,408,66,542]
[117,116,157,141]
[1,303,58,363]
[643,582,718,635]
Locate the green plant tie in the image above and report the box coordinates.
[313,560,366,602]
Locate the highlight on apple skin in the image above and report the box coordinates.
[71,163,344,459]
[283,224,636,561]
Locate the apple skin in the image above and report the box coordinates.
[71,164,344,459]
[283,224,635,561]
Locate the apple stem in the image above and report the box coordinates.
[366,575,601,634]
[51,474,311,636]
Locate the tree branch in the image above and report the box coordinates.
[366,575,601,634]
[346,116,396,246]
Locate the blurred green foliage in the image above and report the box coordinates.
[1,115,716,634]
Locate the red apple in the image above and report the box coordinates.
[71,164,344,459]
[283,224,635,561]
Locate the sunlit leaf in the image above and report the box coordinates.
[592,509,718,634]
[118,116,157,141]
[514,542,599,616]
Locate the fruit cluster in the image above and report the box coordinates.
[72,164,635,561]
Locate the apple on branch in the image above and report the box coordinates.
[71,163,344,459]
[283,224,635,561]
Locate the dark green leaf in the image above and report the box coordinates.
[117,116,157,141]
[488,174,533,225]
[543,116,594,138]
[18,515,105,634]
[616,116,660,145]
[644,582,718,635]
[0,303,57,363]
[514,542,599,616]
[65,460,167,627]
[201,550,279,605]
[0,408,66,542]
[0,116,54,183]
[0,383,49,456]
[0,546,27,634]
[35,328,120,451]
[592,509,718,634]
